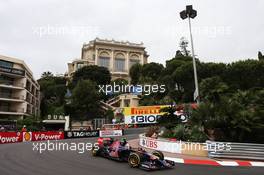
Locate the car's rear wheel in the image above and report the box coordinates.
[152,150,164,160]
[91,147,98,156]
[128,153,141,167]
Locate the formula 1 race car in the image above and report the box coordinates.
[91,137,175,170]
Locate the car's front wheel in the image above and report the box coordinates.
[128,153,141,167]
[152,150,164,160]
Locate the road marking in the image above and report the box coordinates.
[165,157,184,163]
[217,161,239,166]
[184,159,220,166]
[250,162,264,167]
[165,157,264,167]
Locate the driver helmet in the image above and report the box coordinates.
[120,138,127,146]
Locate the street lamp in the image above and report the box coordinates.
[180,5,200,104]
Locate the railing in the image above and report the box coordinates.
[0,81,24,88]
[13,83,25,88]
[0,93,24,100]
[12,95,25,100]
[0,80,13,86]
[207,141,264,161]
[0,108,24,113]
[106,96,120,104]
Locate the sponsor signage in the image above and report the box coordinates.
[65,131,99,139]
[0,131,64,144]
[140,137,158,149]
[139,135,181,153]
[99,130,123,137]
[22,131,64,142]
[23,132,32,142]
[0,132,21,144]
[47,114,65,120]
[0,66,25,76]
[123,105,169,124]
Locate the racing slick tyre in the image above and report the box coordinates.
[128,153,141,168]
[152,150,164,160]
[91,147,98,157]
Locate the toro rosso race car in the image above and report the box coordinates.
[91,137,175,170]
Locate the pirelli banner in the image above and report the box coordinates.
[123,105,169,124]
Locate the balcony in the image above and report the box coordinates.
[0,80,24,89]
[0,108,25,115]
[0,93,25,102]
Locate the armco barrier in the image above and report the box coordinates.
[206,141,264,161]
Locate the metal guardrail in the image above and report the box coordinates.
[206,140,264,161]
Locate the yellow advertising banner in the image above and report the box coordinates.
[123,105,170,124]
[123,105,169,116]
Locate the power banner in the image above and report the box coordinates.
[123,105,169,124]
[65,131,99,139]
[0,131,64,144]
[0,132,22,144]
[23,131,64,142]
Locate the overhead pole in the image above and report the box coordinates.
[180,5,200,104]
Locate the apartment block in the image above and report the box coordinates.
[0,55,40,119]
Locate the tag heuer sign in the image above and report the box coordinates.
[64,131,99,139]
[47,115,65,120]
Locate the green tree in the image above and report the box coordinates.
[41,71,53,79]
[258,51,264,61]
[190,89,264,143]
[129,63,142,85]
[224,60,264,90]
[72,65,111,87]
[38,74,67,118]
[141,62,164,83]
[67,80,103,120]
[199,76,229,102]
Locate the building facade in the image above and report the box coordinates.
[0,55,40,119]
[67,38,148,80]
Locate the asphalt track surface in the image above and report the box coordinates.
[0,129,263,175]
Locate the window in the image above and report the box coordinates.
[0,60,13,68]
[98,56,110,68]
[0,88,12,98]
[0,102,10,111]
[76,63,84,70]
[129,59,140,68]
[114,58,125,72]
[0,75,14,85]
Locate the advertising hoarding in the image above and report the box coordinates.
[123,105,169,124]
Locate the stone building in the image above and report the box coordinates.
[66,38,148,80]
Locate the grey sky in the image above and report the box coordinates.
[0,0,263,79]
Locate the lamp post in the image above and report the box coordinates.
[180,5,200,104]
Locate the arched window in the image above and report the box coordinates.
[114,53,125,72]
[129,54,140,68]
[98,51,110,68]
